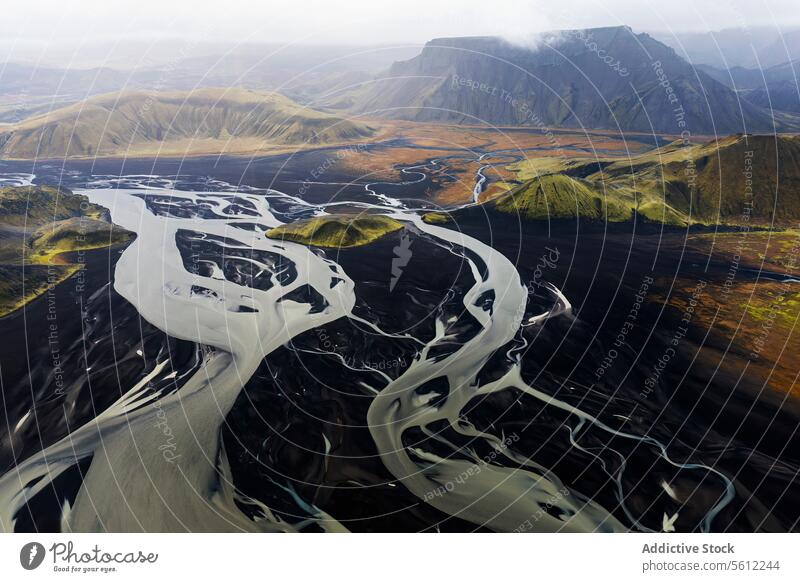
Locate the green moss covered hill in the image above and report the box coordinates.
[0,88,376,159]
[493,134,800,227]
[266,215,404,248]
[0,185,131,316]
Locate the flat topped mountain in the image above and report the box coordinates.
[339,26,790,134]
[0,88,376,159]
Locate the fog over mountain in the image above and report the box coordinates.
[4,24,800,139]
[331,26,792,133]
[652,27,800,69]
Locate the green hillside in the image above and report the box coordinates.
[492,174,634,222]
[0,88,377,159]
[497,134,800,226]
[0,185,104,227]
[266,215,404,248]
[0,186,131,316]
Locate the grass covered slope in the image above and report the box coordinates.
[0,184,103,227]
[499,134,800,226]
[0,88,377,159]
[27,217,130,264]
[491,174,635,222]
[0,185,131,315]
[266,215,404,248]
[585,134,800,225]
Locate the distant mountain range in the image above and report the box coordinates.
[0,45,420,123]
[331,26,792,134]
[697,61,800,114]
[0,88,376,159]
[741,79,800,114]
[652,27,800,70]
[650,28,800,116]
[1,27,800,155]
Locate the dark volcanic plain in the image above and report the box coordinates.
[1,141,798,532]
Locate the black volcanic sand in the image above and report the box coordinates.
[223,232,491,532]
[223,216,800,532]
[441,210,799,531]
[0,243,201,532]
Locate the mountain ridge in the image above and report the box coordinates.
[481,134,800,226]
[0,88,377,159]
[332,26,793,134]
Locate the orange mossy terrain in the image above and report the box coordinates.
[327,120,652,205]
[665,229,800,399]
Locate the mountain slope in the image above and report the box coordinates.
[338,27,786,134]
[742,80,800,114]
[0,185,131,315]
[613,134,800,224]
[0,88,376,159]
[487,172,689,225]
[698,61,800,114]
[652,27,800,69]
[491,174,634,221]
[490,134,800,226]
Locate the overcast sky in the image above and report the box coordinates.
[2,0,798,51]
